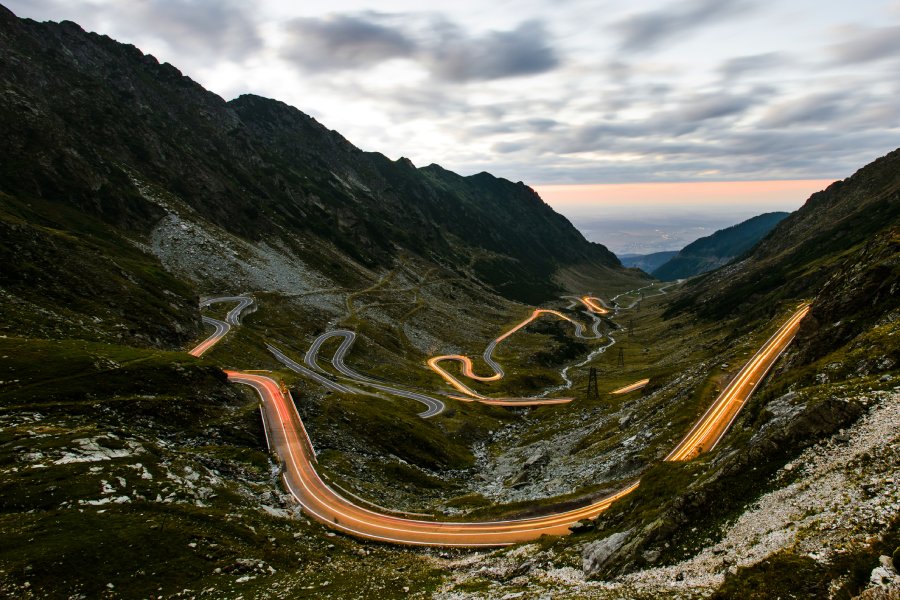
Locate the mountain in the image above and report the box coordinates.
[0,4,637,335]
[1,6,897,600]
[669,147,900,321]
[618,251,678,273]
[651,212,789,280]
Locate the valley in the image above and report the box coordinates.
[0,5,897,599]
[189,282,813,546]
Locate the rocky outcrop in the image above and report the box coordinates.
[582,529,633,578]
[794,226,900,366]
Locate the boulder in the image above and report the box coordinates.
[582,529,632,578]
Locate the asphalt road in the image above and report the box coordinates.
[229,369,639,546]
[427,296,610,405]
[665,304,811,461]
[189,295,254,357]
[301,330,445,418]
[226,303,809,546]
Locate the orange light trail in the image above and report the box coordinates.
[427,297,608,405]
[610,379,650,395]
[227,304,809,546]
[666,304,810,461]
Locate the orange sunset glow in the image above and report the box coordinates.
[534,179,835,208]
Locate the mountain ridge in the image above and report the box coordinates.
[652,211,790,280]
[0,6,634,312]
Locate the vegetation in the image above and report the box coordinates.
[653,212,789,280]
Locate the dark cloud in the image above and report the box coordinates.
[469,118,559,137]
[280,13,560,82]
[424,20,559,82]
[718,52,788,79]
[757,92,852,128]
[133,0,262,59]
[830,24,900,64]
[7,0,262,60]
[613,0,757,53]
[282,13,415,71]
[536,91,759,154]
[674,93,756,122]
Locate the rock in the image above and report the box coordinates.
[509,560,535,579]
[642,549,661,564]
[524,451,547,469]
[500,593,524,600]
[569,519,596,534]
[582,529,632,578]
[869,563,900,587]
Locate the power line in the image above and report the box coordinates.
[586,367,600,400]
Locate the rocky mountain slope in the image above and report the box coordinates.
[652,212,789,281]
[669,147,899,320]
[0,5,634,321]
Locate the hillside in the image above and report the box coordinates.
[669,148,900,320]
[652,212,789,280]
[0,6,638,321]
[618,251,678,273]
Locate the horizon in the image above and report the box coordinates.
[536,179,833,254]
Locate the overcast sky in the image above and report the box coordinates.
[10,0,900,187]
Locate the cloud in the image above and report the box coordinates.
[829,24,900,64]
[675,93,756,122]
[757,92,853,128]
[282,13,415,71]
[132,0,262,59]
[718,52,787,79]
[7,0,262,60]
[424,20,559,82]
[279,13,560,82]
[614,0,757,52]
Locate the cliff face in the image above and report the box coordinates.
[0,6,627,307]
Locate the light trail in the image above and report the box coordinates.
[611,379,650,395]
[225,303,809,546]
[229,370,639,546]
[665,304,810,461]
[427,296,609,405]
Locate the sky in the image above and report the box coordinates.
[9,0,900,252]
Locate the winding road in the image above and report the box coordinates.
[229,369,639,546]
[189,296,254,357]
[282,330,446,418]
[189,290,809,546]
[226,302,807,546]
[427,296,610,405]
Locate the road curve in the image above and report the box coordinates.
[227,304,809,546]
[229,369,639,546]
[666,304,810,461]
[300,330,445,418]
[427,297,609,405]
[189,295,254,357]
